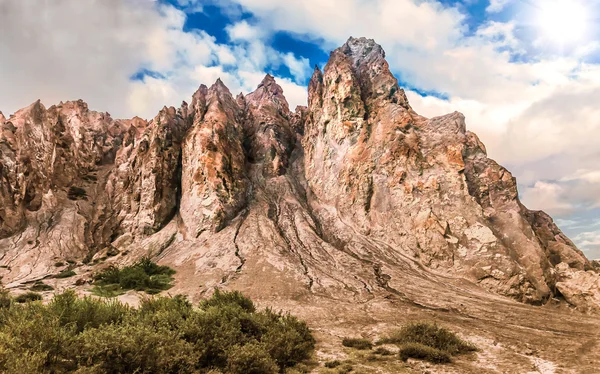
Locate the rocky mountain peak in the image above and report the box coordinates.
[0,37,599,320]
[341,36,386,66]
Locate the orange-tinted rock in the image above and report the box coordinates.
[0,37,597,312]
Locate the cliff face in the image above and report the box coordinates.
[0,37,598,311]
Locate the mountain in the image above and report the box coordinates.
[1,37,600,371]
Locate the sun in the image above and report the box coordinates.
[536,0,589,45]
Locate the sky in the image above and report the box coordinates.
[1,0,600,258]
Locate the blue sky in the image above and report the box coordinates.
[1,0,600,258]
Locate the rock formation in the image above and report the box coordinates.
[1,37,599,312]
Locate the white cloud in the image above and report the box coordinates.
[282,52,311,83]
[486,0,513,13]
[0,0,309,119]
[226,20,265,41]
[520,182,576,216]
[573,231,600,259]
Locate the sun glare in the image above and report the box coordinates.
[536,0,589,45]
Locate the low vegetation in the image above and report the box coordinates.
[324,360,343,368]
[398,343,451,363]
[373,347,393,356]
[30,281,54,292]
[0,289,315,373]
[341,337,373,350]
[91,257,175,297]
[14,292,42,303]
[54,269,77,279]
[380,321,477,364]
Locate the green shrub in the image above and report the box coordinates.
[199,289,255,312]
[342,337,373,350]
[48,290,130,333]
[91,257,175,296]
[14,292,42,303]
[0,290,314,373]
[30,281,54,292]
[0,290,11,309]
[324,359,342,368]
[55,269,77,279]
[54,261,65,267]
[226,343,279,374]
[373,347,394,356]
[75,322,198,373]
[398,343,451,363]
[258,309,315,369]
[380,322,476,355]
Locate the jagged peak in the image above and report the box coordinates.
[192,84,209,99]
[0,111,5,123]
[211,78,230,93]
[259,74,276,86]
[13,99,46,120]
[207,78,236,106]
[254,74,284,95]
[340,37,385,66]
[246,74,289,112]
[51,99,90,113]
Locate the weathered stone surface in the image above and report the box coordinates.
[179,80,249,237]
[0,37,597,315]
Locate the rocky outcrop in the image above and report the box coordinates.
[180,80,249,237]
[0,37,597,311]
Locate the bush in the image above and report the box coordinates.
[199,289,255,312]
[14,292,42,303]
[0,290,314,373]
[373,347,394,356]
[380,322,476,356]
[55,269,77,279]
[91,257,175,296]
[30,281,54,292]
[226,343,279,374]
[342,337,373,350]
[398,343,451,363]
[0,290,11,309]
[324,360,342,368]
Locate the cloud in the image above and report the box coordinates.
[226,20,265,41]
[520,181,577,216]
[0,0,309,119]
[486,0,513,13]
[573,230,600,259]
[281,53,311,83]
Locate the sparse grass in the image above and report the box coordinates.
[14,292,42,303]
[398,343,451,363]
[30,281,54,292]
[379,321,477,356]
[342,338,373,350]
[91,257,176,296]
